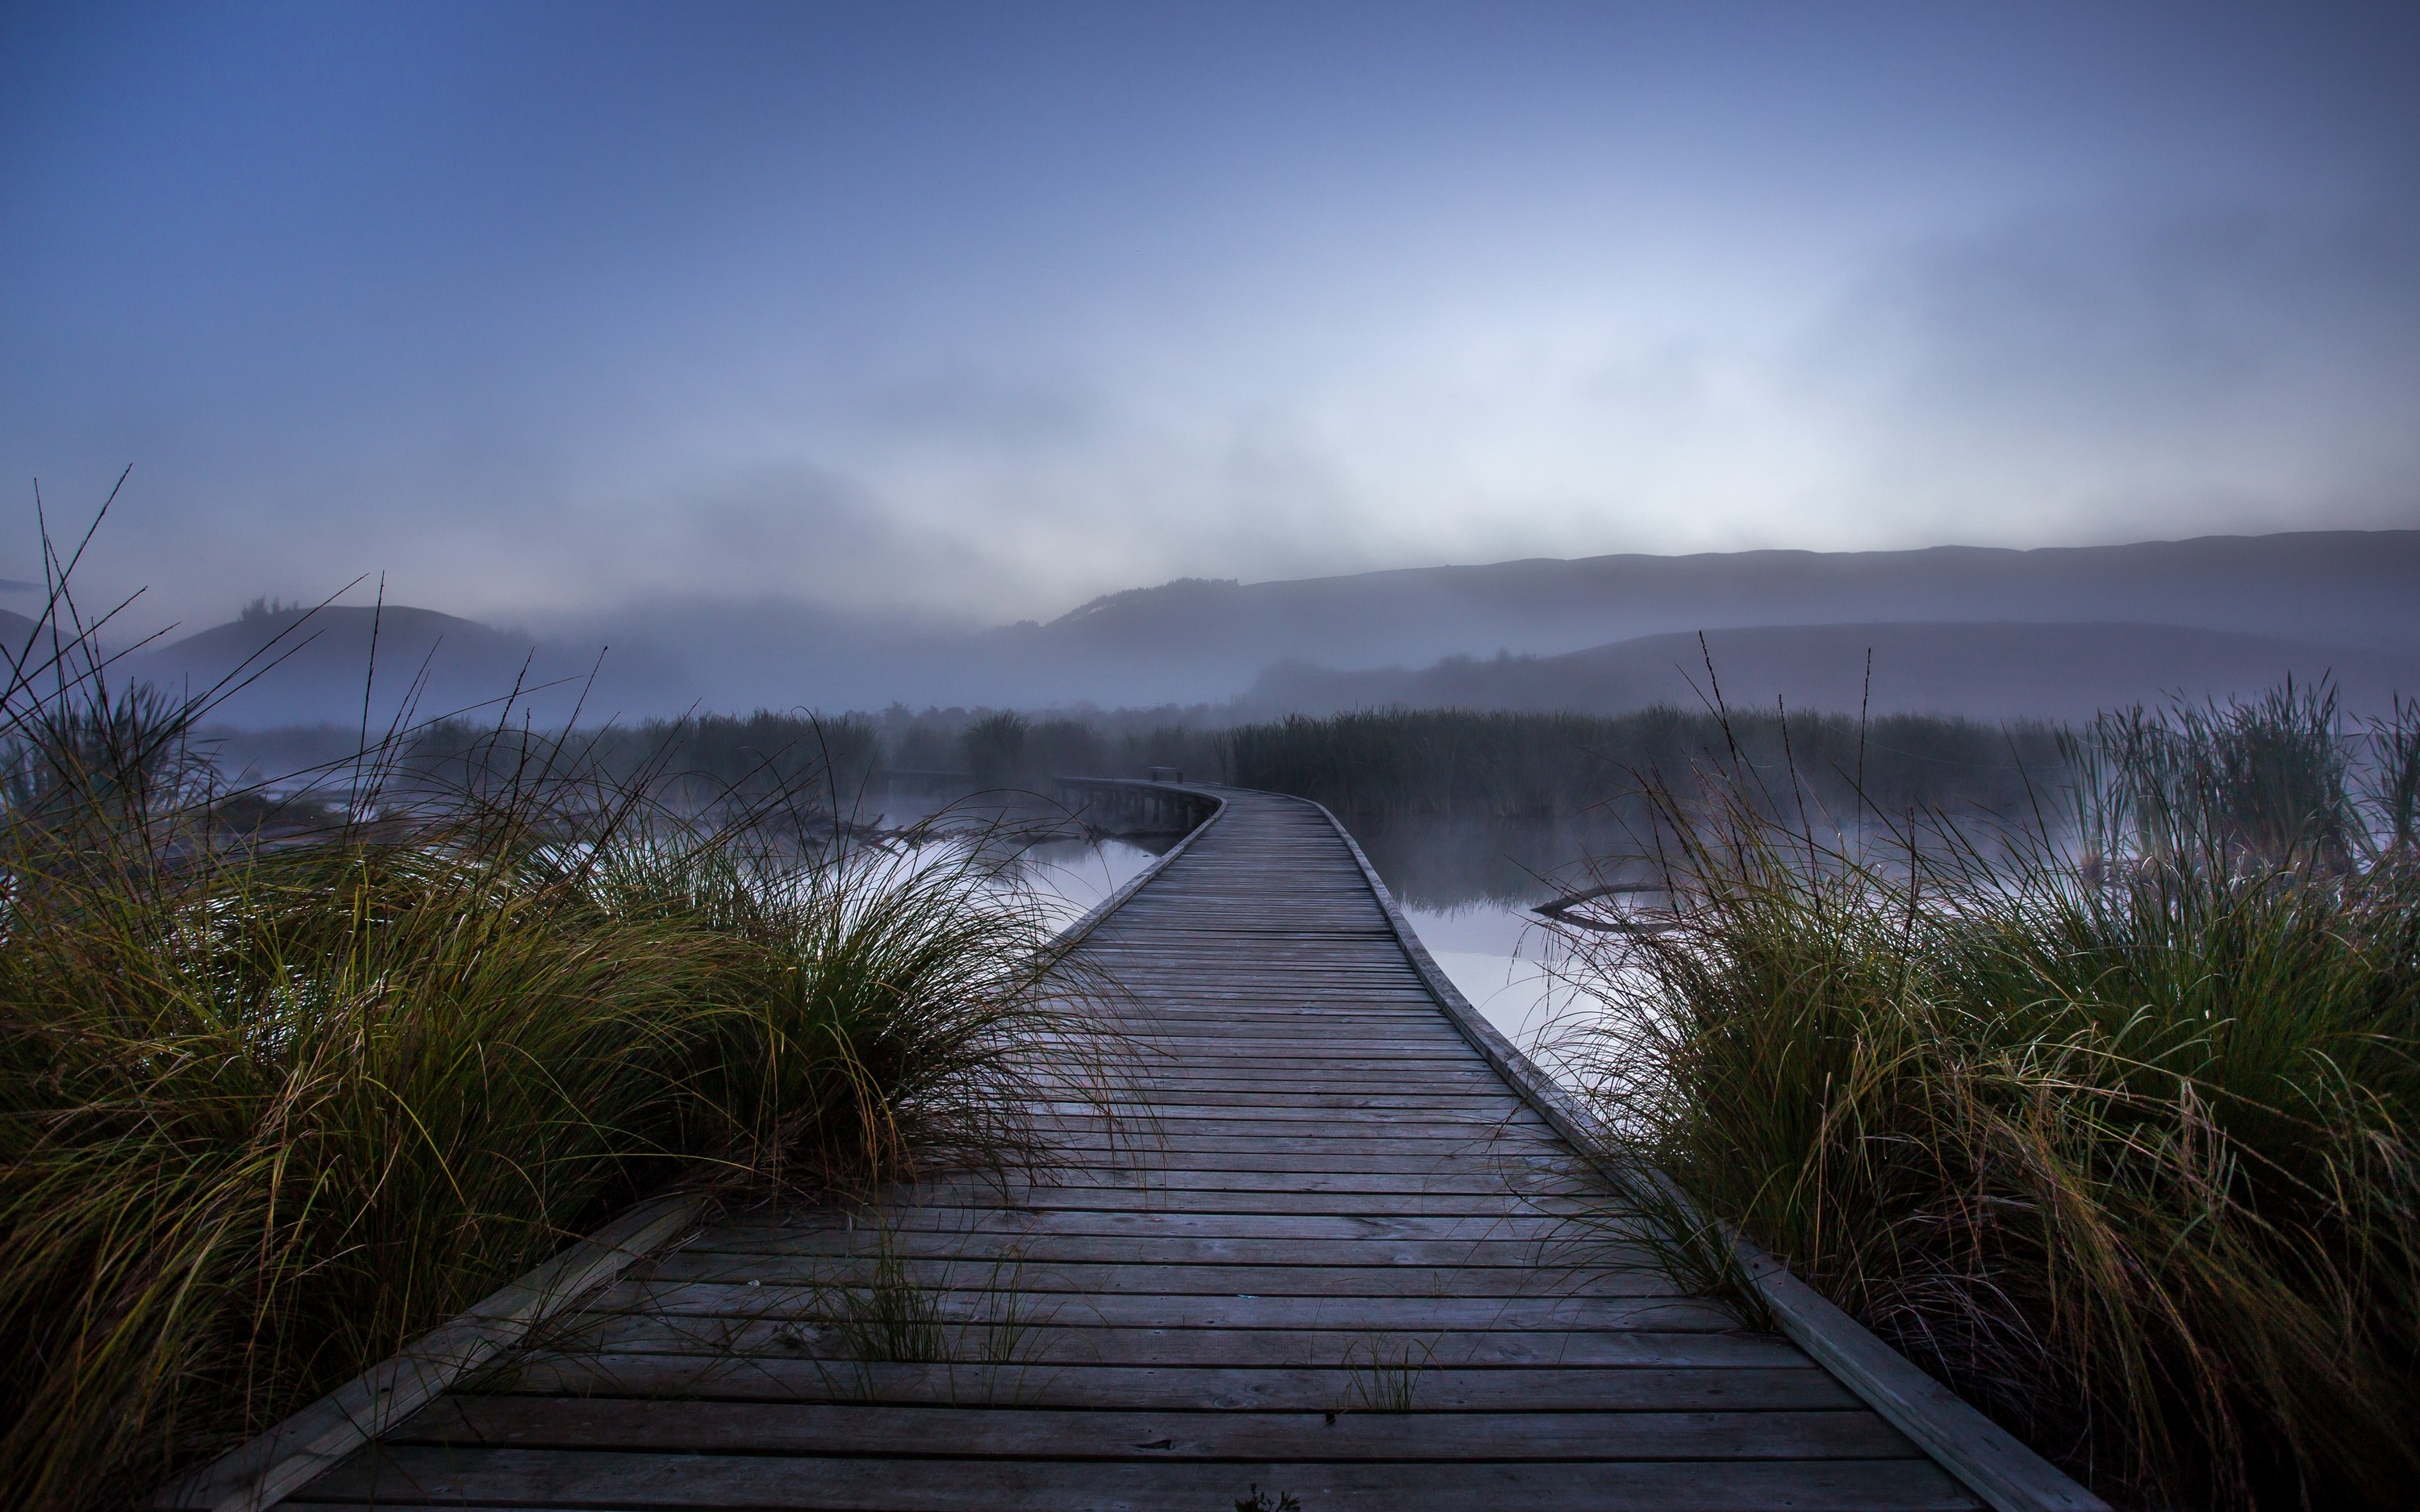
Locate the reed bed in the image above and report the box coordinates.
[1560,684,2420,1510]
[1226,706,2064,822]
[0,626,1100,1509]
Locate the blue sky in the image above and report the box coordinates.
[4,2,2417,633]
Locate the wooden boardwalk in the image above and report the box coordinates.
[279,789,1984,1511]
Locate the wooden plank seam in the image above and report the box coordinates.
[1302,791,2111,1512]
[148,785,1229,1512]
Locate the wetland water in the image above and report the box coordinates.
[1347,814,1637,1056]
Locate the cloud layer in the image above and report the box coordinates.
[3,3,2416,638]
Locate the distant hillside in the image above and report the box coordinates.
[100,527,2420,721]
[1246,622,2420,723]
[134,606,598,727]
[994,530,2420,706]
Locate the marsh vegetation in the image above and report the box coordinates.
[1225,706,2067,823]
[0,590,1112,1510]
[1558,684,2420,1510]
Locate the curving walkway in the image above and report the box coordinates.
[279,789,1980,1510]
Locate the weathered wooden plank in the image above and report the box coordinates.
[586,1283,1734,1335]
[903,1167,1599,1195]
[1104,1043,1491,1062]
[857,1188,1593,1217]
[1021,1131,1573,1158]
[1030,1107,1541,1131]
[1108,1055,1510,1069]
[481,1356,1866,1411]
[829,1188,1598,1218]
[398,1399,1920,1461]
[1017,1150,1575,1177]
[1043,1099,1536,1120]
[637,1253,1673,1297]
[717,1206,1595,1240]
[533,1315,1801,1368]
[945,1159,1579,1185]
[679,1231,1634,1268]
[1101,978,1447,990]
[1113,1030,1493,1048]
[1094,927,1408,937]
[294,1447,1980,1510]
[1059,1089,1535,1110]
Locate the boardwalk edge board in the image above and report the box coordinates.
[1307,794,2110,1512]
[148,1190,704,1512]
[1038,782,1226,959]
[148,785,1230,1512]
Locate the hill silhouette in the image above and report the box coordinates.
[134,605,595,728]
[992,529,2420,706]
[1246,622,2420,723]
[103,527,2420,722]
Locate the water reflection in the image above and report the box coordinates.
[869,785,1184,935]
[1013,835,1163,931]
[1320,816,1615,1056]
[1341,816,1635,911]
[1400,901,1589,1059]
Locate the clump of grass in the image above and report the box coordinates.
[1340,1335,1437,1414]
[0,554,1102,1508]
[815,1241,953,1365]
[795,1232,1045,1397]
[1559,684,2420,1511]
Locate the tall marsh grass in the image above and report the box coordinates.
[1227,706,2065,822]
[0,585,1099,1508]
[1564,684,2420,1510]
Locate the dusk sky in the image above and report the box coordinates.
[5,2,2418,635]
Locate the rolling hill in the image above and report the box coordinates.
[132,606,598,729]
[1245,622,2420,723]
[99,527,2420,723]
[993,529,2420,706]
